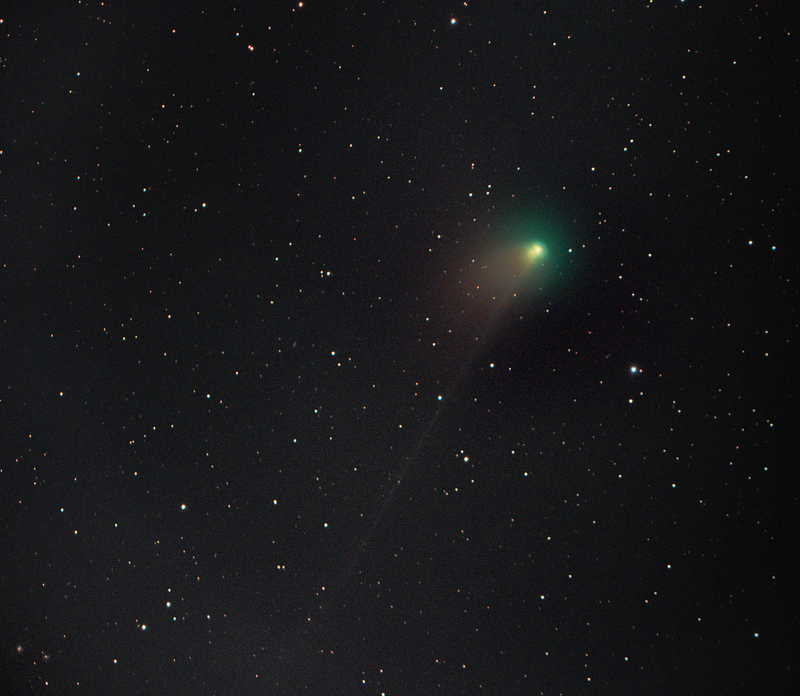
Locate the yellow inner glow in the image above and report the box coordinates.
[529,244,545,259]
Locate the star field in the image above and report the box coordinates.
[1,1,796,694]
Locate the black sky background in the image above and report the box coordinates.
[2,1,797,694]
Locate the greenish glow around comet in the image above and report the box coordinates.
[463,200,580,309]
[495,203,570,264]
[492,201,579,299]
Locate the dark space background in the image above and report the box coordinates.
[1,1,797,694]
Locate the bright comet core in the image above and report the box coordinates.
[528,243,546,261]
[510,241,547,276]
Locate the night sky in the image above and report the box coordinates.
[2,1,797,694]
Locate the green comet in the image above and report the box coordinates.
[478,199,583,302]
